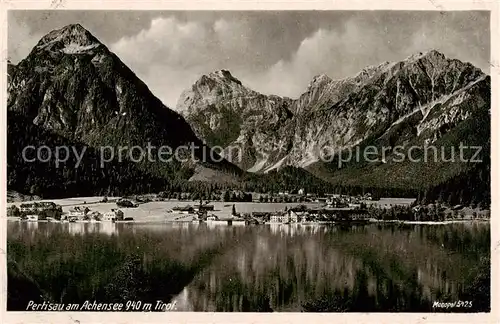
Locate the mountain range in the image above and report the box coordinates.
[178,50,490,197]
[7,24,490,204]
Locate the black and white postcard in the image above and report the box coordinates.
[1,1,498,323]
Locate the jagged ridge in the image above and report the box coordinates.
[179,50,490,190]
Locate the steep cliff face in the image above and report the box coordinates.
[178,70,295,171]
[8,24,241,196]
[289,51,487,168]
[180,50,489,182]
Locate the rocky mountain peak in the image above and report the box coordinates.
[8,23,193,144]
[177,69,252,114]
[307,74,333,89]
[199,69,243,87]
[210,69,236,79]
[34,23,102,54]
[352,61,394,82]
[407,49,446,62]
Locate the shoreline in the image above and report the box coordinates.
[7,217,490,225]
[369,219,490,225]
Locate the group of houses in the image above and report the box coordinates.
[324,194,370,208]
[19,202,57,213]
[65,207,125,222]
[260,206,370,224]
[13,201,126,223]
[169,202,248,225]
[166,201,370,225]
[16,202,63,221]
[204,214,247,225]
[264,191,372,205]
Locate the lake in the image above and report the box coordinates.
[7,221,490,312]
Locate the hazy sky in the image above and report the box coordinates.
[9,10,490,108]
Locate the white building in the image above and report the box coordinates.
[270,213,289,223]
[26,215,38,222]
[103,212,116,221]
[288,211,297,223]
[68,207,88,218]
[20,202,57,213]
[103,209,124,221]
[206,215,219,221]
[20,204,36,213]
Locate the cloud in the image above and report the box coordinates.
[8,18,43,63]
[226,14,490,99]
[111,16,256,107]
[110,16,388,107]
[405,15,490,74]
[112,17,213,69]
[8,10,490,105]
[54,12,489,109]
[242,20,390,98]
[11,12,487,109]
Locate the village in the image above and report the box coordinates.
[6,192,377,226]
[166,201,372,225]
[8,200,129,223]
[6,190,488,226]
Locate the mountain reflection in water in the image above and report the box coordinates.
[7,222,490,312]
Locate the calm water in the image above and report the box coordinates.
[7,221,490,312]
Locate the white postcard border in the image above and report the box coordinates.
[0,1,498,323]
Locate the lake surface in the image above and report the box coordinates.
[7,221,490,312]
